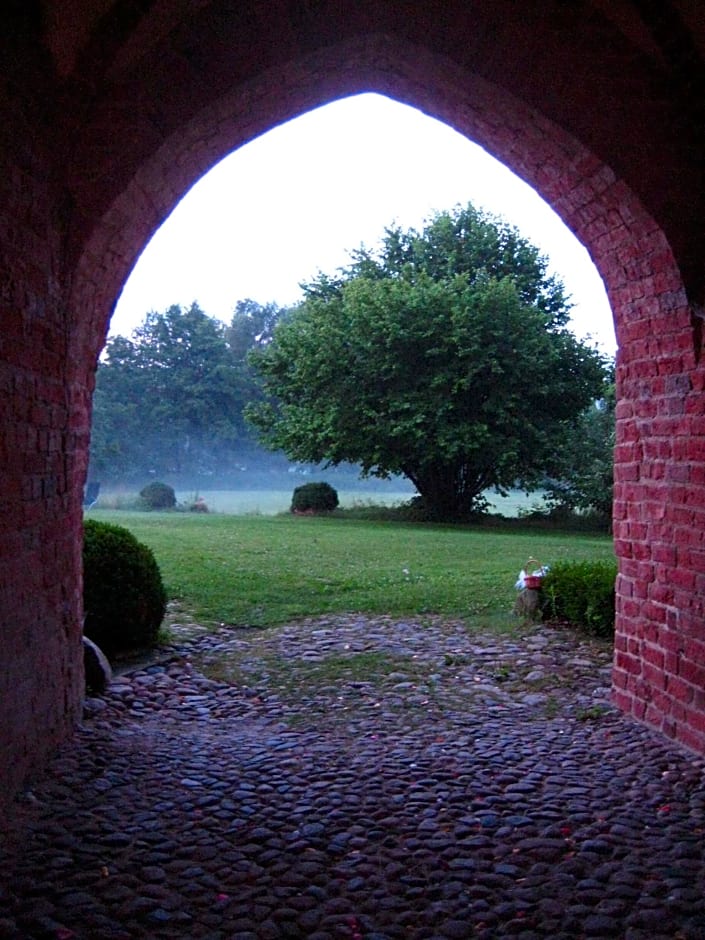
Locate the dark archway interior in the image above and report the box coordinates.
[1,0,705,807]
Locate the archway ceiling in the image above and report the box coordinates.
[41,0,705,308]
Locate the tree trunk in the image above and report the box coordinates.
[409,462,485,520]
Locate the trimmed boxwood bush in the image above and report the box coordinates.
[83,519,167,656]
[291,481,339,513]
[139,481,176,510]
[540,559,617,637]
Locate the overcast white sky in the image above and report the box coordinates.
[111,93,617,354]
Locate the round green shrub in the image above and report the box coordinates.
[291,481,339,513]
[540,559,617,637]
[83,519,167,656]
[139,481,176,510]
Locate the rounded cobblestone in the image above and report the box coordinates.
[1,615,705,938]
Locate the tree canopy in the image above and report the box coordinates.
[544,372,616,525]
[247,204,609,519]
[89,300,285,481]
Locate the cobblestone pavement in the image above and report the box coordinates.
[2,615,705,939]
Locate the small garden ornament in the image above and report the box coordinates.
[513,556,548,619]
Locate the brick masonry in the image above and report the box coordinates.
[0,25,84,803]
[1,1,705,807]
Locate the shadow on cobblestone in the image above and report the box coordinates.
[1,616,705,939]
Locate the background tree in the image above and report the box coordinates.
[89,334,153,480]
[247,204,609,519]
[227,298,283,362]
[91,304,243,480]
[543,372,616,526]
[131,302,246,473]
[90,300,288,483]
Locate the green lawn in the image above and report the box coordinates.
[89,510,614,631]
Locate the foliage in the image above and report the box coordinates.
[226,298,283,363]
[540,559,617,636]
[248,204,608,520]
[291,481,339,513]
[543,374,615,526]
[82,520,167,655]
[90,509,615,630]
[89,300,286,482]
[140,481,177,509]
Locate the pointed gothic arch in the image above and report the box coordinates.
[2,2,704,805]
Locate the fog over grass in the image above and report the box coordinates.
[96,484,545,517]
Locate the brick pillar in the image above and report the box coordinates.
[0,62,84,809]
[610,246,705,752]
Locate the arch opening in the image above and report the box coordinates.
[92,91,617,523]
[108,92,616,360]
[4,5,705,809]
[68,31,700,750]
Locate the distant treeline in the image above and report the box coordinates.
[90,300,289,484]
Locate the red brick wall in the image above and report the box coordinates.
[611,286,705,751]
[0,40,84,804]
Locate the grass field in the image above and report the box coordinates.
[88,509,614,632]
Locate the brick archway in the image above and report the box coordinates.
[2,2,705,805]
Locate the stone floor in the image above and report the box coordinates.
[2,615,705,939]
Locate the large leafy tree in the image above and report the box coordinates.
[247,205,608,519]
